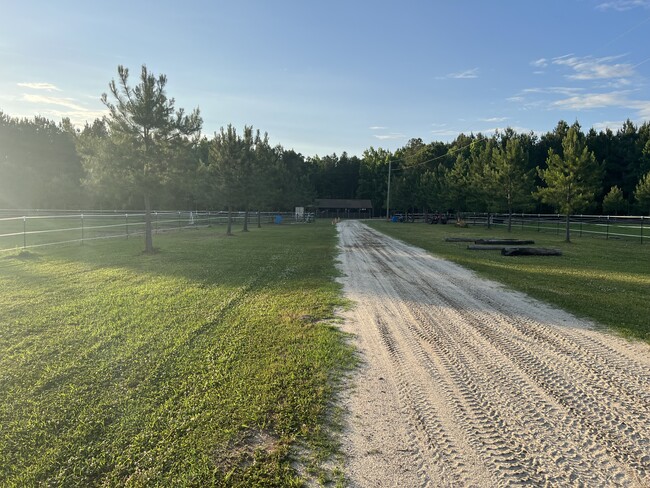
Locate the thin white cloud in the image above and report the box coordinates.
[440,68,479,80]
[522,86,584,96]
[431,129,462,137]
[551,92,628,110]
[629,100,650,118]
[22,94,87,111]
[19,93,108,126]
[479,117,509,123]
[530,58,548,68]
[596,78,633,89]
[551,91,650,120]
[369,126,387,130]
[17,82,61,92]
[552,55,635,80]
[374,133,406,140]
[597,0,650,10]
[591,120,625,132]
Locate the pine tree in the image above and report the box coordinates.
[535,124,602,242]
[99,65,202,253]
[634,172,650,215]
[492,134,533,231]
[602,186,626,215]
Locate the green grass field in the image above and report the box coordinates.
[0,222,353,486]
[367,220,650,342]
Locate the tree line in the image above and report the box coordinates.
[2,66,650,238]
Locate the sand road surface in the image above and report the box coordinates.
[337,221,650,487]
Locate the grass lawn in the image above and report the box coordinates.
[0,222,353,486]
[366,220,650,343]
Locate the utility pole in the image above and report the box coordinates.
[386,160,392,220]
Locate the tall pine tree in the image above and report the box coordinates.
[535,124,602,242]
[97,65,202,252]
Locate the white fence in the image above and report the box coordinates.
[0,210,304,254]
[385,212,648,244]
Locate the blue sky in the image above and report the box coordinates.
[1,0,649,156]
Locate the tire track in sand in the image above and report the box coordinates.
[337,220,650,487]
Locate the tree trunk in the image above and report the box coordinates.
[257,209,261,228]
[565,213,571,242]
[226,206,233,236]
[502,247,562,256]
[144,193,154,253]
[243,208,249,232]
[475,239,535,245]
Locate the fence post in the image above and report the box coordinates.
[178,211,182,230]
[641,216,644,244]
[23,216,26,249]
[155,211,158,234]
[537,214,540,232]
[125,213,129,239]
[556,215,560,236]
[606,215,609,240]
[81,214,84,245]
[580,217,583,238]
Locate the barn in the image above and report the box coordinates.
[315,199,374,219]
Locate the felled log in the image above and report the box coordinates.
[501,247,562,256]
[468,245,513,250]
[475,239,535,245]
[445,237,491,242]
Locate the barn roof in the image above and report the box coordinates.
[315,199,373,209]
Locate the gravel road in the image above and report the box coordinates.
[337,220,650,487]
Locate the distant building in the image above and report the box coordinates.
[315,199,373,219]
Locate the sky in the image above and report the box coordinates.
[1,0,650,156]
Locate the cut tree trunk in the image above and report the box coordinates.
[501,247,562,256]
[474,239,535,245]
[468,245,515,250]
[445,237,489,242]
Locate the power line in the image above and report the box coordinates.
[384,134,487,219]
[389,134,487,173]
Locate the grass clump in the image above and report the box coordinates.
[367,221,650,342]
[0,222,354,486]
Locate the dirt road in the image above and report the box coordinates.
[337,221,650,487]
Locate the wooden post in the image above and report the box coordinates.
[23,216,26,249]
[125,213,129,239]
[81,214,84,245]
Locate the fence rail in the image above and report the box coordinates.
[410,212,647,244]
[0,210,305,254]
